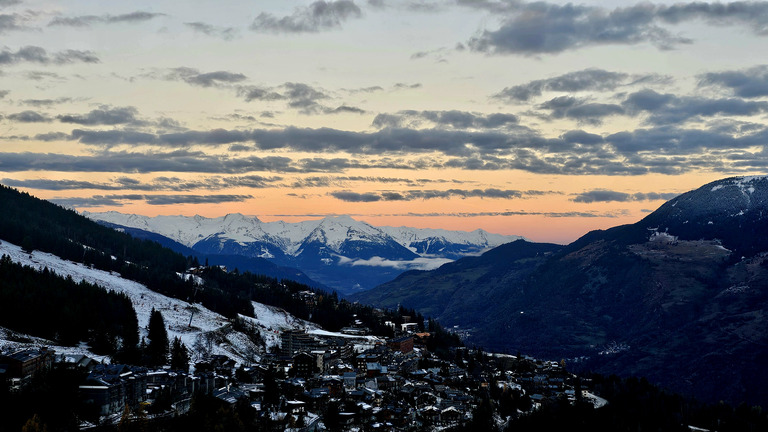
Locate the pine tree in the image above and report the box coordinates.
[170,337,190,371]
[147,308,169,366]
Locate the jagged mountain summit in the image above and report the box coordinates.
[358,175,768,407]
[85,211,521,294]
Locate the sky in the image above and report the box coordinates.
[2,0,768,244]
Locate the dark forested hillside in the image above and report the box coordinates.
[0,185,253,319]
[0,255,138,357]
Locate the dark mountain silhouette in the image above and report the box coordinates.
[357,176,768,406]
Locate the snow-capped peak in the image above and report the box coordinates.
[84,211,522,260]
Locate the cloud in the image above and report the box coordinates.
[622,89,768,125]
[372,110,518,129]
[0,13,34,33]
[185,22,238,40]
[467,1,768,56]
[326,105,366,114]
[0,0,22,7]
[48,193,252,208]
[330,191,382,202]
[573,189,680,203]
[290,175,447,188]
[699,65,768,98]
[58,106,145,126]
[0,46,99,65]
[6,110,51,123]
[539,96,625,125]
[0,151,302,174]
[166,67,247,88]
[381,210,627,218]
[393,82,422,90]
[250,0,362,33]
[493,69,631,102]
[339,256,453,271]
[49,196,126,208]
[143,194,253,205]
[19,97,78,107]
[330,188,552,202]
[1,175,283,192]
[236,82,332,114]
[0,90,8,99]
[48,11,165,27]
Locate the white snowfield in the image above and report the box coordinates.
[0,239,333,365]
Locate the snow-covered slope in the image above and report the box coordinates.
[0,239,316,364]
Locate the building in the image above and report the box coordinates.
[387,336,414,354]
[281,330,319,357]
[0,347,54,379]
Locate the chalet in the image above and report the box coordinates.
[292,352,320,378]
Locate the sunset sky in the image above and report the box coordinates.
[2,0,768,243]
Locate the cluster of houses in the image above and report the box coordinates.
[1,326,596,430]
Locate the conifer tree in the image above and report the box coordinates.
[170,336,190,371]
[147,308,169,366]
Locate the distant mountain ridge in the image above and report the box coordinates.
[85,211,522,294]
[357,175,768,407]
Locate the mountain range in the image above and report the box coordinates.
[84,211,521,294]
[354,176,768,406]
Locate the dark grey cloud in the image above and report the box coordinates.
[0,90,9,99]
[290,175,443,188]
[344,85,384,94]
[250,0,362,33]
[539,96,625,125]
[372,110,518,129]
[496,69,674,103]
[144,194,252,205]
[1,175,283,192]
[6,110,51,123]
[237,85,285,102]
[20,97,77,107]
[393,82,422,90]
[699,65,768,98]
[185,22,238,40]
[48,11,165,27]
[561,130,604,145]
[330,187,552,202]
[166,67,247,88]
[0,46,99,65]
[493,69,630,102]
[0,13,33,33]
[330,191,382,202]
[49,193,252,208]
[326,105,366,114]
[58,106,145,126]
[49,196,126,208]
[467,1,768,56]
[283,82,330,114]
[573,189,679,203]
[0,0,22,7]
[0,151,301,174]
[236,82,331,114]
[24,71,66,81]
[622,89,768,125]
